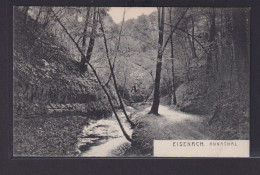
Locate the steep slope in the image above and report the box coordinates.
[13,9,111,118]
[13,9,112,156]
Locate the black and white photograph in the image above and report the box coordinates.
[13,6,250,157]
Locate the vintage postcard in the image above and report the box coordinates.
[13,7,250,157]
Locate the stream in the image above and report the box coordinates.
[77,106,137,157]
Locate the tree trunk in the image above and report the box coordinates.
[43,8,51,27]
[81,7,91,55]
[149,8,188,110]
[100,84,133,142]
[231,8,250,102]
[169,8,177,106]
[206,8,216,79]
[145,71,154,102]
[183,34,191,82]
[81,7,98,72]
[150,7,165,115]
[35,7,43,23]
[150,55,163,114]
[52,9,132,142]
[170,58,177,105]
[98,9,135,128]
[187,19,197,60]
[191,17,197,59]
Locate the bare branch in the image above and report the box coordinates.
[51,8,133,142]
[165,22,207,53]
[98,8,135,128]
[162,8,189,53]
[176,27,206,53]
[104,8,126,86]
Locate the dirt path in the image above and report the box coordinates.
[79,104,211,157]
[131,104,212,155]
[138,105,211,140]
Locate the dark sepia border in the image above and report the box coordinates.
[1,0,260,174]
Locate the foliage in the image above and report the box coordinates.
[13,7,250,156]
[13,8,111,118]
[13,8,113,156]
[13,116,89,156]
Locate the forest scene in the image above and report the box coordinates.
[13,6,250,157]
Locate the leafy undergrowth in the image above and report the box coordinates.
[13,115,90,157]
[207,98,249,140]
[175,69,249,140]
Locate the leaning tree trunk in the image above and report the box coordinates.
[98,10,135,128]
[52,9,132,142]
[150,7,165,115]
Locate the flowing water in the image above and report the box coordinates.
[77,104,207,157]
[77,106,136,157]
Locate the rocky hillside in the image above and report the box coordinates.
[13,9,112,118]
[13,8,113,156]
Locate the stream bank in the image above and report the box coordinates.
[78,106,146,157]
[76,100,213,157]
[12,8,114,157]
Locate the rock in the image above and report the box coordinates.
[176,80,210,114]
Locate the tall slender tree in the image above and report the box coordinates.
[149,7,165,115]
[206,8,216,78]
[168,8,177,106]
[81,7,98,72]
[231,8,250,102]
[81,7,91,60]
[150,8,188,114]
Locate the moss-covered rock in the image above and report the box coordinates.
[176,80,211,114]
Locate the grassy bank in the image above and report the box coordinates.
[13,115,89,157]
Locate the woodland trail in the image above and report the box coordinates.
[78,104,211,157]
[139,105,211,140]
